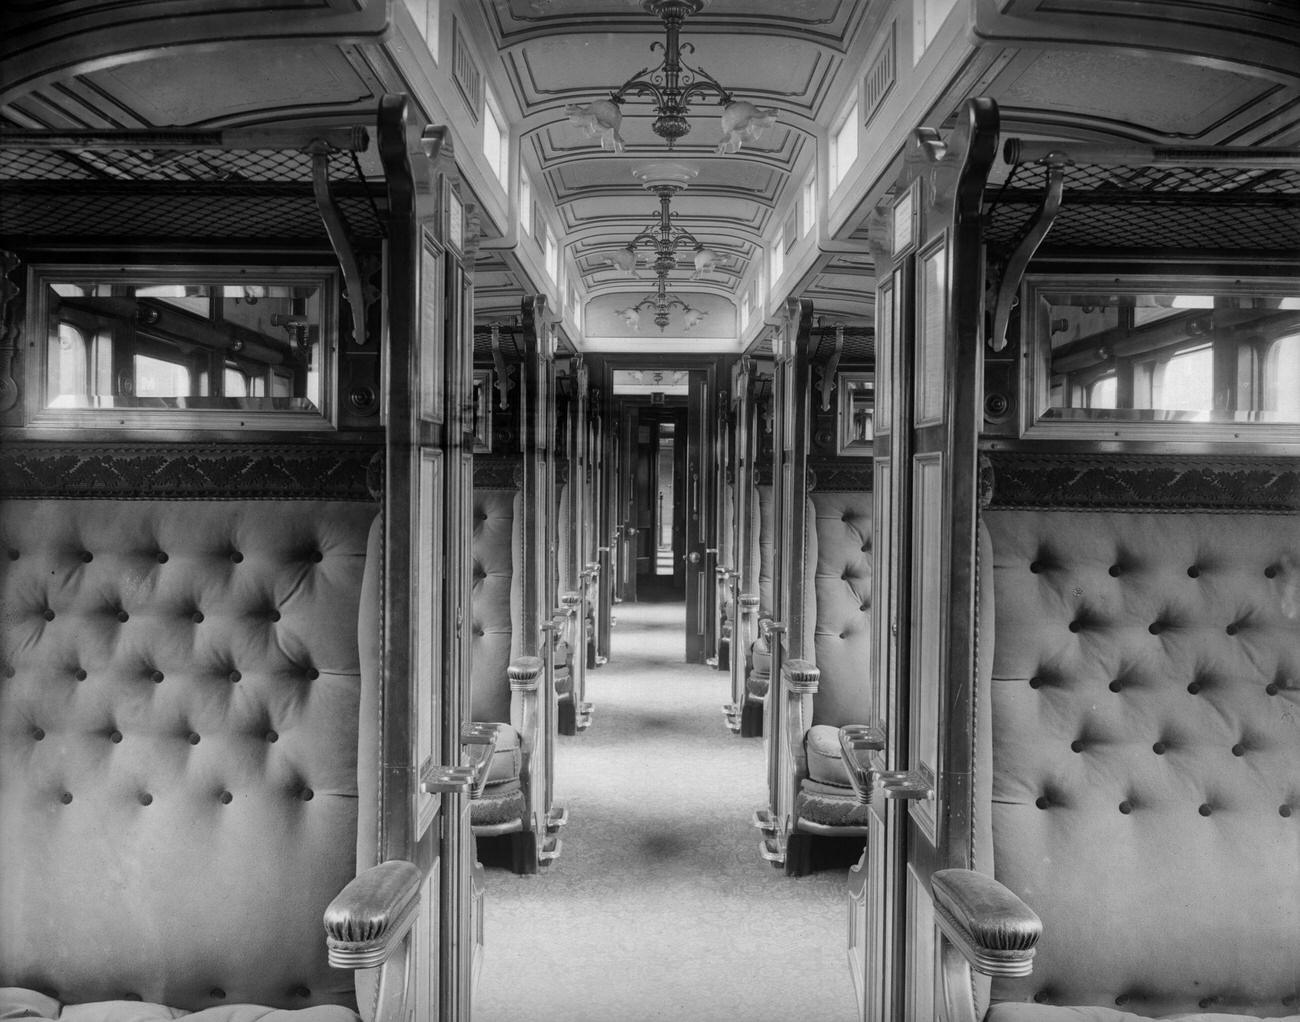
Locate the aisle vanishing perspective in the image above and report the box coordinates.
[474,599,859,1022]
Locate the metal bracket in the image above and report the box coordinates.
[989,158,1066,352]
[817,323,844,411]
[310,143,373,347]
[838,725,886,806]
[877,769,934,801]
[489,323,514,410]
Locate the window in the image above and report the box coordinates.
[770,229,784,283]
[32,267,335,429]
[1265,333,1300,416]
[519,169,532,236]
[802,175,816,236]
[740,291,751,332]
[403,0,440,60]
[482,93,508,187]
[1029,276,1300,439]
[913,0,959,64]
[544,226,559,283]
[831,103,859,189]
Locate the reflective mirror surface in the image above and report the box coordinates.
[1030,278,1300,428]
[32,266,336,427]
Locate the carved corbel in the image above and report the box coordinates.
[463,203,482,276]
[865,201,891,267]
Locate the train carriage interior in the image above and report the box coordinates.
[1,2,1297,1020]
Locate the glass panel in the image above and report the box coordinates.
[419,231,445,423]
[910,454,942,839]
[837,372,875,455]
[36,267,333,421]
[1033,278,1300,425]
[914,239,947,426]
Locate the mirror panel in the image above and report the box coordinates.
[1024,275,1300,440]
[29,265,337,429]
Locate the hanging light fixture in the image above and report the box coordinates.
[610,163,717,332]
[565,1,779,153]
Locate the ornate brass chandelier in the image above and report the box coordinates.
[564,1,779,153]
[610,163,718,332]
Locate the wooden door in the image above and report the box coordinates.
[683,367,716,662]
[854,100,997,1021]
[725,358,759,729]
[375,97,479,1022]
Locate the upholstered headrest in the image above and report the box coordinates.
[810,491,872,726]
[0,498,374,1012]
[470,488,518,723]
[983,509,1300,1016]
[755,484,774,618]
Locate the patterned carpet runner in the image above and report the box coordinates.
[474,599,859,1021]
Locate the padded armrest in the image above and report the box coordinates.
[782,658,819,694]
[508,656,543,692]
[324,860,422,969]
[931,868,1041,978]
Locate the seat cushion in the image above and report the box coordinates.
[470,778,526,830]
[484,725,522,785]
[794,780,871,829]
[988,1006,1300,1022]
[0,989,360,1022]
[804,724,852,787]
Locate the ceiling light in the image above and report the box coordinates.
[609,162,719,331]
[567,1,778,153]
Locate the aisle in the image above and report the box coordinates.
[473,600,859,1022]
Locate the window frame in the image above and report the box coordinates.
[23,262,339,432]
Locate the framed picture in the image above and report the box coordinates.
[836,371,875,455]
[472,367,493,452]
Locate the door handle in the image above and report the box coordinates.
[686,551,701,565]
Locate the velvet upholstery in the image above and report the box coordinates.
[0,498,375,1014]
[809,490,872,727]
[982,509,1300,1017]
[0,989,360,1022]
[470,488,518,725]
[987,1009,1300,1022]
[755,484,774,620]
[804,724,853,786]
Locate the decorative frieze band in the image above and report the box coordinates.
[983,452,1300,512]
[0,442,378,500]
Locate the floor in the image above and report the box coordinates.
[473,599,860,1022]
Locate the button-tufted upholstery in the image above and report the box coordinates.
[470,488,522,725]
[0,498,376,1018]
[790,490,872,833]
[980,509,1300,1017]
[467,484,537,863]
[810,491,872,728]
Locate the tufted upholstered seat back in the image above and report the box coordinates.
[979,509,1300,1016]
[810,491,872,727]
[470,487,522,724]
[0,498,376,1014]
[754,484,774,619]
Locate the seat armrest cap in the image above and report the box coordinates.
[324,860,422,968]
[932,868,1041,952]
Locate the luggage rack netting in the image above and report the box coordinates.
[0,144,356,183]
[984,162,1300,255]
[0,144,385,241]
